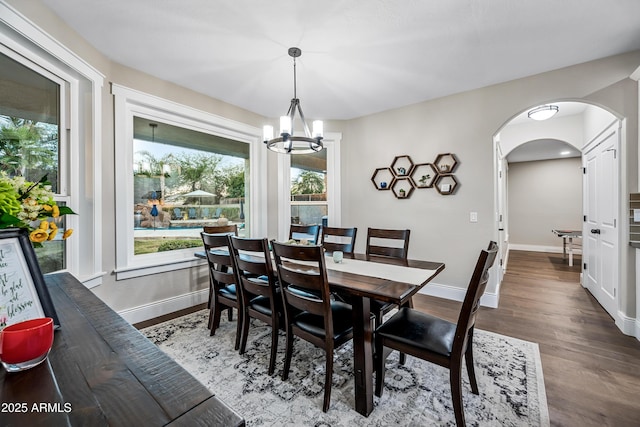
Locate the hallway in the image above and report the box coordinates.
[414,250,640,426]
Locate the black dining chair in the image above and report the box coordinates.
[289,224,321,244]
[271,240,354,412]
[366,227,412,362]
[320,226,357,254]
[202,224,238,312]
[375,241,499,427]
[200,233,242,349]
[229,236,282,375]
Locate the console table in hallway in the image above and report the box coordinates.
[0,272,244,426]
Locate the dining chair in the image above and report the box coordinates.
[271,240,354,412]
[320,226,358,254]
[203,224,238,235]
[289,224,321,244]
[200,233,242,349]
[375,241,499,427]
[366,227,410,259]
[229,236,282,375]
[366,227,412,362]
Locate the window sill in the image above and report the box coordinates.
[114,252,206,280]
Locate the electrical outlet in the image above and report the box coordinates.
[470,212,478,223]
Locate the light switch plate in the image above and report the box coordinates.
[470,212,478,223]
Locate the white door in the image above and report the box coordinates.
[583,124,619,319]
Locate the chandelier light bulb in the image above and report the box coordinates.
[280,116,292,136]
[263,125,274,141]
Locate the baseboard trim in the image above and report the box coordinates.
[616,310,640,341]
[118,289,209,324]
[508,243,582,254]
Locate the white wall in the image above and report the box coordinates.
[508,158,583,250]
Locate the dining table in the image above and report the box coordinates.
[195,248,445,417]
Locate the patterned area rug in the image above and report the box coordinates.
[141,310,549,426]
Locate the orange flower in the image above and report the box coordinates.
[47,228,58,240]
[43,204,53,212]
[62,229,73,240]
[52,205,60,218]
[29,229,49,243]
[39,220,50,230]
[49,222,58,230]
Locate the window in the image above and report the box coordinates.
[1,2,104,287]
[0,51,70,274]
[277,133,342,241]
[290,150,327,226]
[132,117,250,255]
[112,84,266,279]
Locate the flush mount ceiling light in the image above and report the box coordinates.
[527,104,559,121]
[263,47,323,154]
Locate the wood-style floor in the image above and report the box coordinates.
[413,250,640,427]
[135,250,640,426]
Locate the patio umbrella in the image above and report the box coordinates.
[183,190,216,218]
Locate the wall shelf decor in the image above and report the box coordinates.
[434,153,459,174]
[372,153,459,198]
[391,177,414,199]
[390,155,414,177]
[410,163,438,188]
[434,174,459,195]
[371,167,395,190]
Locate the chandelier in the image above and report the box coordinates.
[263,47,323,154]
[527,104,559,121]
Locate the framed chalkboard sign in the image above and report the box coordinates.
[0,228,60,330]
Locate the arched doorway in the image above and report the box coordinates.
[493,101,623,323]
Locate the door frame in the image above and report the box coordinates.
[493,102,628,334]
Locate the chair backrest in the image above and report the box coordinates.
[320,226,357,254]
[173,208,182,218]
[366,227,410,259]
[229,236,277,301]
[188,207,197,218]
[452,241,499,356]
[271,241,333,333]
[214,207,222,218]
[200,232,236,288]
[289,224,321,244]
[203,224,238,236]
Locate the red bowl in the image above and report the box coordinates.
[0,317,54,368]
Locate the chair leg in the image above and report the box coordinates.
[227,307,233,322]
[209,301,222,336]
[398,298,414,366]
[282,328,294,381]
[465,335,479,395]
[374,338,387,397]
[268,317,278,375]
[239,309,250,354]
[450,362,466,427]
[322,348,334,412]
[234,307,242,351]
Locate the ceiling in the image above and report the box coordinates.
[39,0,640,121]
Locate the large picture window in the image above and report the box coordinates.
[132,117,249,255]
[112,84,266,279]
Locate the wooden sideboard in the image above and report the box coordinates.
[0,272,244,426]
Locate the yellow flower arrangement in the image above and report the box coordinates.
[0,173,75,246]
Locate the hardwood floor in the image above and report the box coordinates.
[413,250,640,427]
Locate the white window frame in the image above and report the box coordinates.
[112,84,266,280]
[0,2,104,287]
[277,132,342,241]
